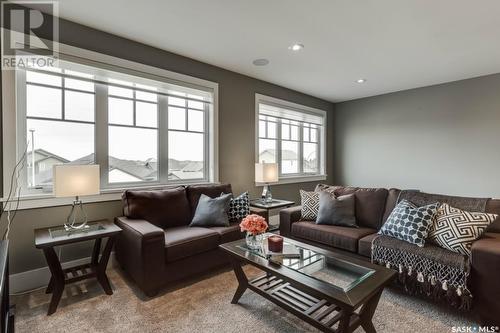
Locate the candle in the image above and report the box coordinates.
[268,235,284,252]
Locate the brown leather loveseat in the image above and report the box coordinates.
[115,183,263,296]
[280,186,500,325]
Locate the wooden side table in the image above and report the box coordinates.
[34,220,121,315]
[249,199,295,231]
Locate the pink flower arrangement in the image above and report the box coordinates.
[240,214,268,235]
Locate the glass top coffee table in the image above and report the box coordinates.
[220,235,395,333]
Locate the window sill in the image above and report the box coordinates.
[255,174,327,186]
[1,181,216,210]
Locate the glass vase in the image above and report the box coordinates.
[245,232,264,251]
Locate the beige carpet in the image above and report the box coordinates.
[13,266,475,333]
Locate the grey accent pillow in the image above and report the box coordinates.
[316,191,357,227]
[190,193,232,227]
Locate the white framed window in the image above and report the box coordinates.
[255,94,327,184]
[2,38,218,208]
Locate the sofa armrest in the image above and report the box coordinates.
[114,216,165,295]
[471,232,500,325]
[279,206,302,237]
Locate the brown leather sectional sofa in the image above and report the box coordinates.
[114,183,264,296]
[280,186,500,325]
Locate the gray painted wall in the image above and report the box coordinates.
[334,73,500,198]
[1,17,334,274]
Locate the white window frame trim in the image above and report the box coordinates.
[255,93,327,185]
[2,33,219,209]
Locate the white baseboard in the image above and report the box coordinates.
[10,252,117,294]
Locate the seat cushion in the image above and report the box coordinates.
[122,186,191,228]
[358,233,379,258]
[186,183,232,217]
[291,221,376,252]
[164,226,220,262]
[209,223,243,244]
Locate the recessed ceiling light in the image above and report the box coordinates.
[288,43,304,51]
[253,58,269,66]
[356,78,367,83]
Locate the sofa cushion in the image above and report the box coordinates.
[209,223,243,244]
[291,221,376,252]
[190,193,232,227]
[316,192,357,227]
[164,226,220,262]
[428,203,497,256]
[379,199,439,247]
[122,186,191,228]
[382,188,401,224]
[358,233,379,257]
[318,185,389,230]
[186,183,232,217]
[485,199,500,233]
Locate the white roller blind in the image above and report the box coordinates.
[259,102,324,125]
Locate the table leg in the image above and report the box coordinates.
[91,238,102,266]
[337,312,352,333]
[45,276,53,294]
[359,290,382,333]
[42,247,65,315]
[229,258,248,304]
[96,237,114,295]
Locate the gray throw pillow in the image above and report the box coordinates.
[316,191,357,227]
[190,193,231,227]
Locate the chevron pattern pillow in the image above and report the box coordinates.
[428,203,497,256]
[379,199,440,247]
[300,190,319,220]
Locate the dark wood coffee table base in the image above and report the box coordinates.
[230,259,381,333]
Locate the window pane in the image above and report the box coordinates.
[259,121,266,137]
[188,110,204,132]
[267,122,277,139]
[310,128,318,142]
[290,125,299,141]
[281,124,290,140]
[303,143,318,173]
[188,100,204,110]
[303,127,310,142]
[168,96,185,107]
[109,86,133,98]
[26,71,61,87]
[26,119,94,187]
[168,131,204,180]
[281,141,299,174]
[136,90,157,102]
[108,126,158,183]
[27,85,62,119]
[168,107,186,130]
[65,78,94,92]
[65,91,95,122]
[258,139,276,163]
[136,102,157,128]
[108,97,133,125]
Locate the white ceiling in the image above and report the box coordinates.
[56,0,500,102]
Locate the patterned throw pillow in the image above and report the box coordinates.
[300,190,319,220]
[379,199,440,247]
[428,203,497,256]
[228,192,250,221]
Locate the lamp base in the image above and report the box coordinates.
[64,196,89,231]
[261,184,273,203]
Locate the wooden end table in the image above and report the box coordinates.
[249,199,295,231]
[34,220,121,315]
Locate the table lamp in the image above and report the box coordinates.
[53,164,100,231]
[255,162,278,203]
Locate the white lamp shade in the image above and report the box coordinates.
[53,165,100,197]
[255,163,279,183]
